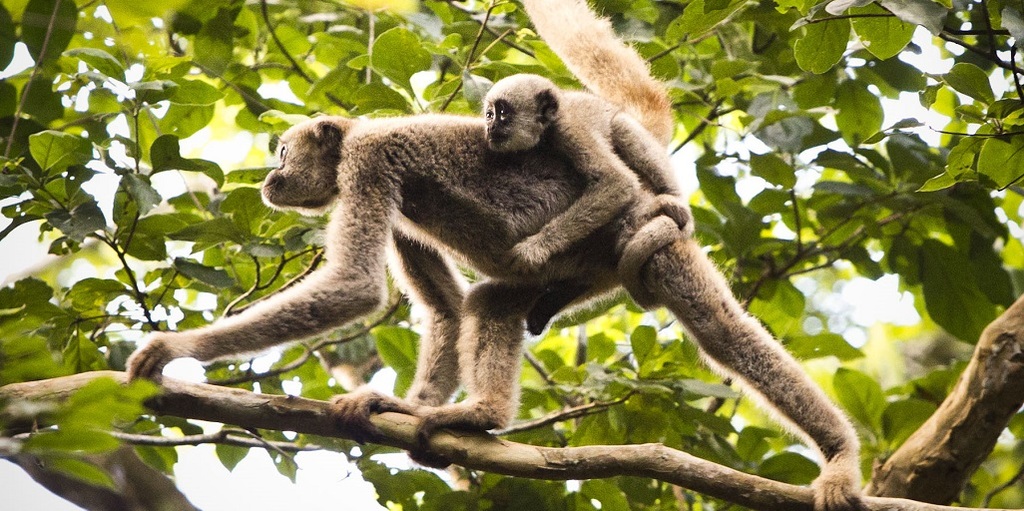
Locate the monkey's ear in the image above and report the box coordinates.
[315,121,343,147]
[536,90,558,122]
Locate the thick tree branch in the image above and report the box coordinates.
[868,295,1024,503]
[1,371,1017,511]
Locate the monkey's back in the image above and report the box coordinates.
[346,114,622,283]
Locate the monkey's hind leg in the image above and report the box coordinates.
[414,282,539,458]
[640,239,864,511]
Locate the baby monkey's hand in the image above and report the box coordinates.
[649,194,693,238]
[506,237,551,274]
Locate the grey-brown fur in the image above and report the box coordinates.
[125,0,864,509]
[482,74,692,317]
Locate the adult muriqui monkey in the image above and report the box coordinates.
[127,1,863,509]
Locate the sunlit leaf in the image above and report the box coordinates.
[371,27,431,93]
[835,80,883,146]
[851,4,915,59]
[29,131,92,173]
[794,19,849,74]
[22,0,76,63]
[943,62,995,105]
[833,368,885,432]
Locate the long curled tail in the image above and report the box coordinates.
[519,0,674,145]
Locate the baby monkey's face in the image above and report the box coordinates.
[262,118,346,215]
[483,75,558,153]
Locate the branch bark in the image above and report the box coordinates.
[869,295,1024,503]
[1,371,1018,511]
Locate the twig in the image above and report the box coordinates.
[4,0,63,159]
[260,0,313,84]
[227,249,323,316]
[495,392,635,435]
[110,429,323,452]
[208,298,402,385]
[439,1,500,112]
[938,32,1024,75]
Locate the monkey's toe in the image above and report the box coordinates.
[330,389,414,444]
[126,339,172,382]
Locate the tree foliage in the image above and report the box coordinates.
[1,0,1023,509]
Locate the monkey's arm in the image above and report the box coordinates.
[610,114,693,238]
[610,114,681,196]
[508,131,640,272]
[127,179,398,380]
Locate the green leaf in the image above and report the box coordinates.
[29,131,92,173]
[630,325,658,369]
[195,5,240,75]
[130,80,179,105]
[170,217,246,245]
[0,4,15,69]
[749,153,796,188]
[122,174,161,214]
[920,239,998,342]
[878,0,948,35]
[794,19,849,74]
[25,427,120,453]
[1003,6,1024,44]
[67,278,127,311]
[882,398,936,445]
[215,443,250,471]
[44,200,107,242]
[833,368,885,432]
[221,187,269,234]
[850,4,915,59]
[786,333,863,361]
[41,456,115,489]
[581,480,630,511]
[65,48,125,80]
[835,80,883,146]
[150,134,224,186]
[977,136,1024,189]
[173,257,234,288]
[373,325,419,396]
[371,27,431,93]
[169,79,224,106]
[917,171,957,191]
[667,0,748,40]
[944,62,995,105]
[758,452,820,484]
[22,0,77,63]
[104,0,191,25]
[159,103,216,139]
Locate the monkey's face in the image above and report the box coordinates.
[485,97,542,153]
[262,117,347,215]
[483,75,558,153]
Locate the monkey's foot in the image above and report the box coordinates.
[126,332,190,382]
[330,388,414,444]
[649,194,694,239]
[411,401,508,468]
[812,458,866,511]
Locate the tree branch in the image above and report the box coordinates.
[2,371,1018,511]
[868,294,1024,503]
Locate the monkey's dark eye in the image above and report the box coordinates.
[485,108,494,121]
[279,144,288,163]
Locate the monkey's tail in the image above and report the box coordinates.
[519,0,674,145]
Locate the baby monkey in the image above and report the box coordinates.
[483,74,692,333]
